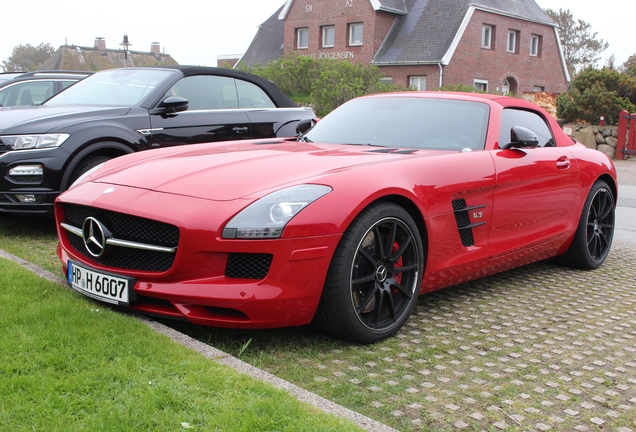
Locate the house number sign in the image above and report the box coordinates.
[306,5,313,12]
[345,0,353,6]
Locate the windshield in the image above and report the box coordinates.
[45,69,174,107]
[304,96,490,151]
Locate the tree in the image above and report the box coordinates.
[244,54,408,115]
[556,67,636,124]
[1,43,56,72]
[621,54,636,77]
[544,8,608,76]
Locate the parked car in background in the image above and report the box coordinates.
[0,66,315,214]
[0,70,91,107]
[55,92,616,344]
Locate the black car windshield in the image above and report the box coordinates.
[45,69,174,107]
[304,96,490,151]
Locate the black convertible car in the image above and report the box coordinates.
[0,66,315,214]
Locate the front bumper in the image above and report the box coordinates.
[55,183,342,329]
[0,147,67,214]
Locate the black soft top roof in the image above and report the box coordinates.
[147,65,298,108]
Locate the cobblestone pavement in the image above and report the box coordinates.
[292,241,636,431]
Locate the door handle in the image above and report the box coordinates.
[556,156,570,169]
[233,127,249,134]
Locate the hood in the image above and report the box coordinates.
[0,105,131,134]
[90,140,447,201]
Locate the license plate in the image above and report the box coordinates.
[67,261,132,306]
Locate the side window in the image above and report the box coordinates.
[166,75,237,110]
[499,109,554,148]
[60,80,79,90]
[0,81,56,106]
[236,80,275,109]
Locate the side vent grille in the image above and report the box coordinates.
[452,199,486,247]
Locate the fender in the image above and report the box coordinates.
[61,141,135,190]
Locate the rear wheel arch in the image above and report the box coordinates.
[597,173,617,204]
[61,141,133,190]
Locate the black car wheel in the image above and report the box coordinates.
[557,180,615,269]
[68,155,112,187]
[313,202,423,343]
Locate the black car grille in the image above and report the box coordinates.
[225,253,273,279]
[63,204,180,272]
[452,199,476,247]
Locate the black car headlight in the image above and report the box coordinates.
[222,184,332,239]
[1,134,70,150]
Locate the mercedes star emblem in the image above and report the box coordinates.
[82,217,112,258]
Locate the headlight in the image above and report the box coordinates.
[222,184,332,239]
[1,134,70,150]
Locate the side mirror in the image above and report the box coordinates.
[149,96,189,115]
[295,118,316,135]
[501,126,539,149]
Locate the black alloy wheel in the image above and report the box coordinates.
[313,202,424,343]
[585,183,615,263]
[557,180,615,269]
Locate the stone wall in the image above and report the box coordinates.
[562,124,619,159]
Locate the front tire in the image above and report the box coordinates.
[68,155,112,187]
[313,202,424,343]
[558,180,615,269]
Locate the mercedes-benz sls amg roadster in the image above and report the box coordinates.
[55,92,617,343]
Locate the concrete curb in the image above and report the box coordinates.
[0,248,397,432]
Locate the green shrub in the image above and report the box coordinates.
[243,54,409,116]
[557,67,636,124]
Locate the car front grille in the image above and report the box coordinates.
[63,204,180,272]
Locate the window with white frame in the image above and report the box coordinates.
[409,76,427,91]
[322,26,335,48]
[481,25,493,49]
[380,77,393,85]
[530,35,541,57]
[349,23,364,46]
[507,30,518,53]
[297,28,309,49]
[474,79,488,92]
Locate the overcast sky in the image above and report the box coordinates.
[1,0,632,70]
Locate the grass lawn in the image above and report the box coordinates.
[0,258,360,431]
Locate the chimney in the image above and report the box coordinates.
[151,42,161,55]
[95,37,106,51]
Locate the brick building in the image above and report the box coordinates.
[238,0,570,95]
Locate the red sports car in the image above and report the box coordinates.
[55,92,617,343]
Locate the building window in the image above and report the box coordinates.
[349,23,364,46]
[533,85,545,92]
[409,76,427,91]
[474,79,488,92]
[297,28,309,49]
[380,77,393,85]
[322,26,335,48]
[507,30,519,53]
[530,35,542,57]
[481,25,493,49]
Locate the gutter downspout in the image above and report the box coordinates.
[438,62,444,90]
